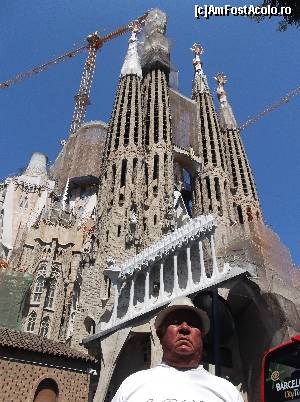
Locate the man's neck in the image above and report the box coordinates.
[161,359,200,370]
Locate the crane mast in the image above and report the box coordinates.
[0,11,297,134]
[69,13,148,135]
[69,32,101,136]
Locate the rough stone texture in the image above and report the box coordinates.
[191,52,233,225]
[50,121,106,193]
[216,76,262,228]
[169,88,198,150]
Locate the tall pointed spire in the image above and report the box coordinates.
[97,22,145,262]
[141,8,175,244]
[215,73,262,225]
[71,23,147,353]
[190,43,233,223]
[120,21,142,78]
[215,73,237,129]
[191,43,209,95]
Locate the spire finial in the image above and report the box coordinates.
[120,21,142,78]
[191,43,204,75]
[128,20,142,43]
[214,72,228,104]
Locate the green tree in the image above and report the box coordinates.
[253,0,300,30]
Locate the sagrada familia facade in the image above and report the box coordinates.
[0,8,299,402]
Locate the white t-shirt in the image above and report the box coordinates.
[112,363,244,402]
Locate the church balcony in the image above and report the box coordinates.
[83,215,248,344]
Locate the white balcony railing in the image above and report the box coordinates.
[84,215,247,343]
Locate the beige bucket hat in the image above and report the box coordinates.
[154,296,210,335]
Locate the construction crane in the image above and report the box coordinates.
[0,10,298,134]
[69,16,147,135]
[239,84,300,131]
[0,12,148,136]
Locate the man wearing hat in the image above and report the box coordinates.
[112,296,244,402]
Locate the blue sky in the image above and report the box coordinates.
[0,1,299,266]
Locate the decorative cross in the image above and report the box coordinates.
[191,43,204,55]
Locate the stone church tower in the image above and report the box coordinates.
[215,72,262,226]
[0,8,299,402]
[191,43,232,225]
[141,9,175,245]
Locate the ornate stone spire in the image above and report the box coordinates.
[190,43,233,224]
[215,73,262,225]
[120,21,142,78]
[215,73,237,129]
[96,19,145,263]
[191,43,209,95]
[141,8,174,244]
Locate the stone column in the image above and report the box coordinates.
[112,283,119,325]
[145,269,150,308]
[199,240,207,280]
[159,262,164,302]
[210,234,218,277]
[173,253,179,296]
[186,246,193,289]
[129,276,135,318]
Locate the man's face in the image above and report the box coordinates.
[158,309,203,368]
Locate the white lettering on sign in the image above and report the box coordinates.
[276,379,300,391]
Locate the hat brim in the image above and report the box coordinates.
[154,304,210,335]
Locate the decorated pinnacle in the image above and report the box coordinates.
[214,72,237,128]
[120,20,142,77]
[128,20,142,42]
[215,72,227,86]
[214,72,228,103]
[191,43,203,55]
[191,43,204,74]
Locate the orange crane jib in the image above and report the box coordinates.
[0,12,148,90]
[0,9,298,134]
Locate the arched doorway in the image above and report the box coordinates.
[33,378,59,402]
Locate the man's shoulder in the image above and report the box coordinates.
[200,368,242,398]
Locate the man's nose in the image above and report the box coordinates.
[178,321,191,334]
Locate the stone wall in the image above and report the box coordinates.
[50,121,106,194]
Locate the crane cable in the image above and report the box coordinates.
[0,45,87,89]
[239,84,300,131]
[0,12,148,91]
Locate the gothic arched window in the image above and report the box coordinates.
[40,316,50,337]
[44,280,56,309]
[33,276,45,303]
[26,311,37,332]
